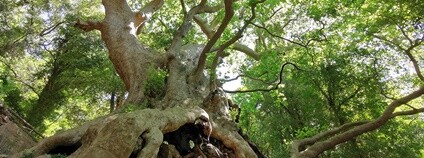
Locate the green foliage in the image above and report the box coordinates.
[295,127,320,139]
[21,150,34,158]
[232,0,424,157]
[0,0,120,134]
[145,66,167,99]
[0,76,22,108]
[1,0,423,157]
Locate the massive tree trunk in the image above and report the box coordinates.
[13,0,262,157]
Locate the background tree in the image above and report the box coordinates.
[0,0,124,135]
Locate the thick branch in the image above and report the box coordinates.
[194,15,260,60]
[134,0,164,34]
[232,43,260,60]
[292,86,424,157]
[74,20,103,32]
[211,0,265,59]
[76,0,169,106]
[193,0,234,79]
[291,121,369,157]
[381,89,419,110]
[192,0,264,85]
[194,15,214,38]
[166,1,207,55]
[205,0,265,87]
[391,107,424,118]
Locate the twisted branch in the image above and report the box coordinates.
[224,62,302,93]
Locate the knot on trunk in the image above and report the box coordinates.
[203,88,230,117]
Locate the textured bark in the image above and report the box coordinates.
[19,0,262,157]
[101,2,160,105]
[0,104,37,156]
[14,107,256,158]
[0,123,36,155]
[75,0,168,106]
[291,86,424,158]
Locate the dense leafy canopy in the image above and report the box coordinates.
[1,0,423,157]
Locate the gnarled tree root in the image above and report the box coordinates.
[15,107,257,158]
